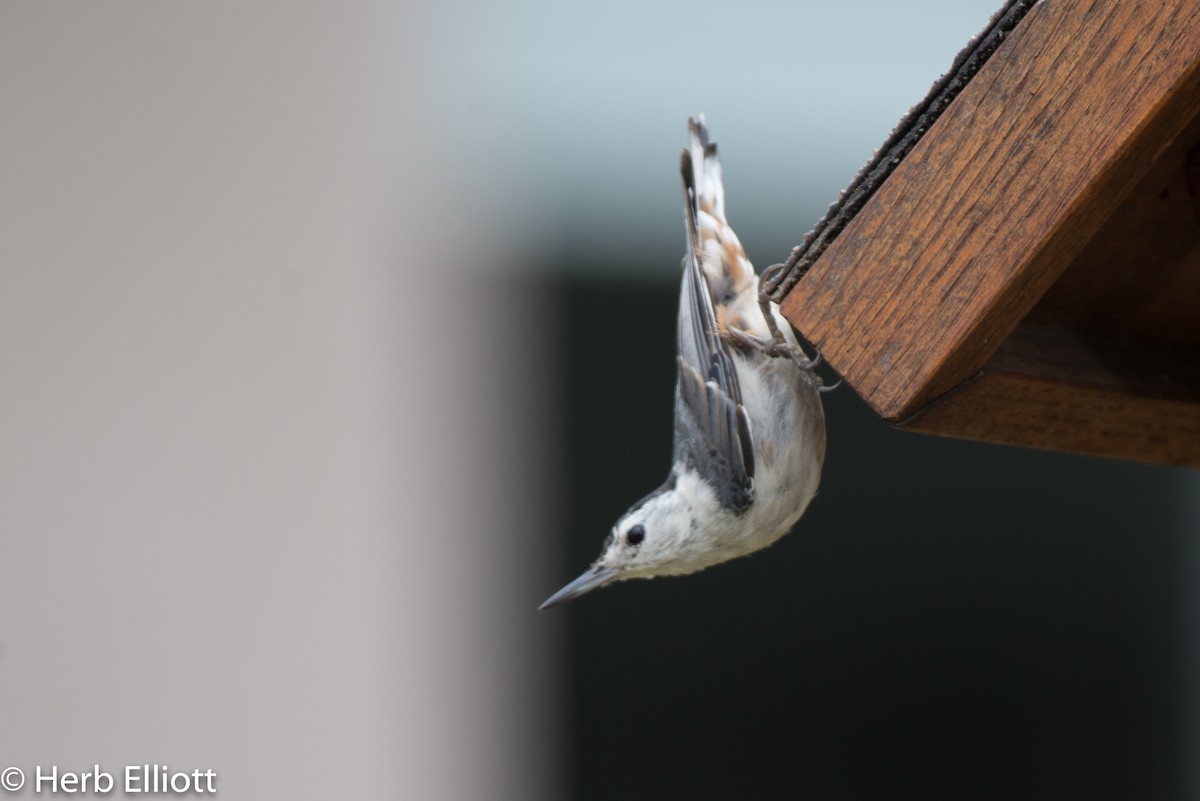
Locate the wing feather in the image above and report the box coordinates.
[673,148,754,512]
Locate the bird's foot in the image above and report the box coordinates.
[728,327,821,374]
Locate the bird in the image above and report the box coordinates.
[539,115,828,610]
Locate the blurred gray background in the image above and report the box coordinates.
[1,1,1196,799]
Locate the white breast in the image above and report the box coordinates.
[731,345,826,553]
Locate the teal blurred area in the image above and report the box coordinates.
[398,0,1003,273]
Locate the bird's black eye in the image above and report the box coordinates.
[626,525,645,546]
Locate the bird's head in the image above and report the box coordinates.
[539,476,715,609]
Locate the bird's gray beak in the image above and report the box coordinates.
[539,565,618,610]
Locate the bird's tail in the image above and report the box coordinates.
[687,115,726,225]
[683,115,755,306]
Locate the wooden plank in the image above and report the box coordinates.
[907,374,1200,467]
[1030,108,1200,348]
[780,0,1200,422]
[906,324,1200,466]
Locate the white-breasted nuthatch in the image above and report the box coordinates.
[540,116,827,610]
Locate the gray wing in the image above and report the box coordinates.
[674,148,755,513]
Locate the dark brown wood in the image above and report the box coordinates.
[780,0,1200,465]
[1031,107,1200,349]
[908,324,1200,466]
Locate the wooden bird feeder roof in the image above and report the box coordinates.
[771,0,1200,467]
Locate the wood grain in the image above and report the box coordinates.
[907,375,1200,466]
[1030,105,1200,348]
[906,324,1200,466]
[781,0,1200,423]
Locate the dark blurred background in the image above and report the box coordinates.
[550,273,1193,801]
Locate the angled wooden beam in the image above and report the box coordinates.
[779,0,1200,466]
[909,325,1200,464]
